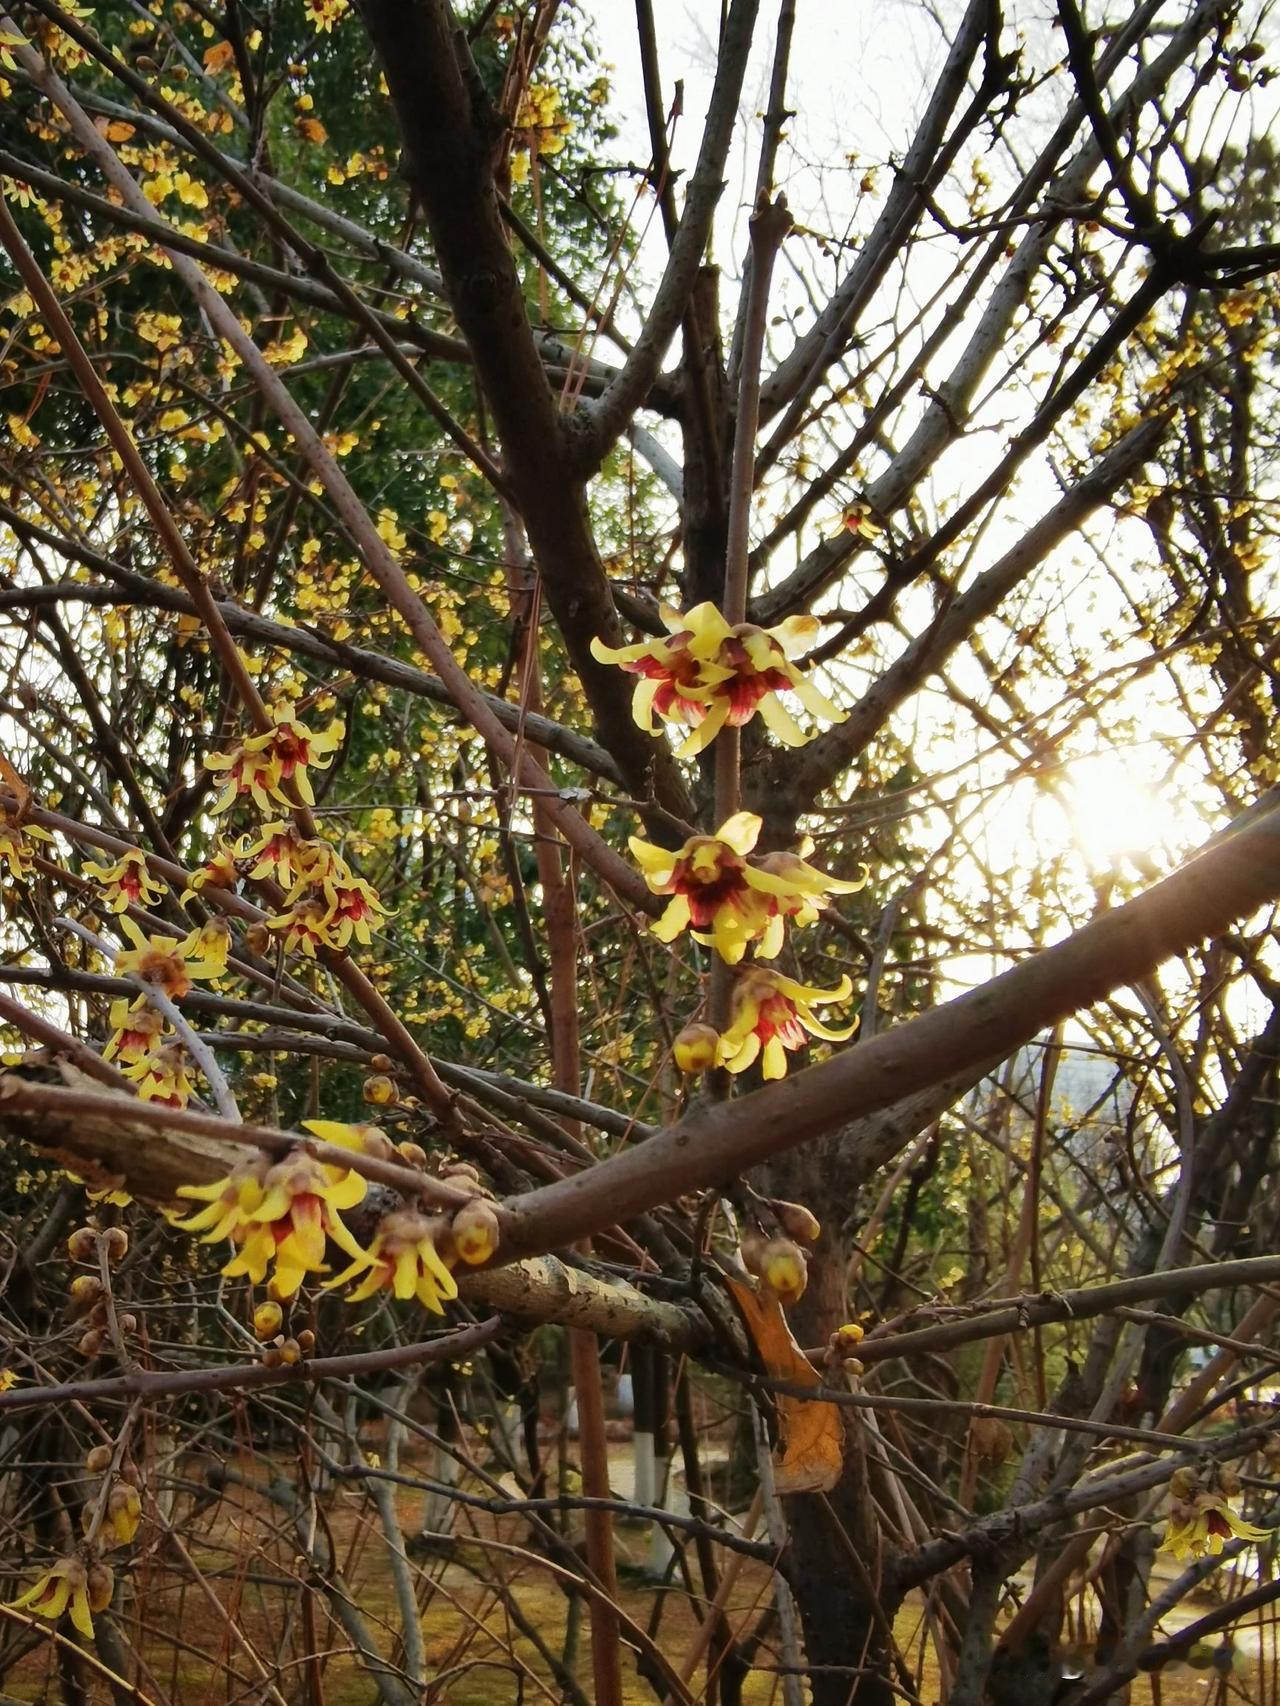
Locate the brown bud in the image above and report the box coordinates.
[369,1053,394,1072]
[261,1346,283,1368]
[243,922,272,956]
[363,1073,397,1105]
[119,1463,141,1487]
[442,1161,480,1184]
[280,1338,302,1366]
[102,1227,129,1262]
[773,1200,821,1244]
[85,1561,115,1613]
[397,1142,427,1167]
[296,1329,316,1354]
[69,1274,104,1308]
[1218,1466,1242,1498]
[67,1227,98,1262]
[117,1313,137,1335]
[85,1444,113,1474]
[78,1328,106,1358]
[738,1231,768,1278]
[360,1130,396,1162]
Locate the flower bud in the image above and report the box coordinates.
[117,1313,137,1335]
[86,1561,115,1613]
[70,1274,104,1308]
[369,1053,394,1072]
[120,1463,141,1488]
[1218,1466,1242,1498]
[102,1228,129,1262]
[363,1074,397,1106]
[738,1232,768,1277]
[361,1130,397,1162]
[297,1329,316,1354]
[760,1238,808,1304]
[261,1346,283,1368]
[832,1322,864,1349]
[774,1200,821,1244]
[397,1142,427,1167]
[442,1161,480,1184]
[280,1338,302,1366]
[1170,1465,1199,1501]
[451,1200,500,1265]
[78,1328,106,1358]
[253,1301,283,1341]
[85,1444,113,1475]
[243,922,272,956]
[673,1022,720,1075]
[67,1227,98,1262]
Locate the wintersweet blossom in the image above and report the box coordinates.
[268,864,389,957]
[591,601,845,756]
[180,843,239,905]
[176,1147,367,1298]
[629,811,859,963]
[326,1209,459,1314]
[102,997,168,1067]
[82,847,167,912]
[7,1557,112,1639]
[1160,1495,1271,1561]
[205,706,343,814]
[236,821,337,887]
[0,810,52,881]
[717,967,856,1080]
[113,915,227,998]
[121,1041,198,1107]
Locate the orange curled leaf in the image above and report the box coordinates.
[724,1274,844,1494]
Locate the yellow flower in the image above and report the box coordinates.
[630,811,860,964]
[205,706,343,814]
[114,917,197,999]
[717,967,855,1080]
[90,1482,141,1548]
[179,843,239,905]
[121,1042,198,1107]
[1160,1495,1272,1561]
[235,821,334,887]
[326,1209,458,1314]
[81,848,167,913]
[0,1369,17,1391]
[0,811,52,880]
[229,1151,366,1297]
[265,893,334,958]
[7,1556,112,1640]
[182,919,231,980]
[102,996,168,1066]
[314,870,389,949]
[591,602,845,756]
[171,1160,267,1242]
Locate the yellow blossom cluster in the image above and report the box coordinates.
[595,601,866,1080]
[205,703,344,813]
[169,1121,499,1311]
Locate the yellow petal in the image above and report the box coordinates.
[769,614,820,659]
[651,894,691,943]
[628,835,677,880]
[761,1036,788,1080]
[673,697,729,758]
[756,692,810,748]
[716,812,762,856]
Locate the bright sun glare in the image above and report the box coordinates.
[1062,751,1195,866]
